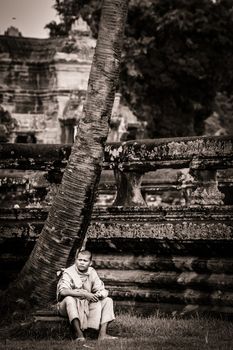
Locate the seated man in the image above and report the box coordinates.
[57,249,116,342]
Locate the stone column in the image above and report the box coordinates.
[113,169,147,207]
[190,169,224,205]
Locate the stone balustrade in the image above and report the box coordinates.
[104,136,233,206]
[1,135,233,207]
[0,135,233,316]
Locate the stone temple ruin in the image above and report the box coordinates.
[0,21,233,318]
[0,19,144,145]
[1,136,233,317]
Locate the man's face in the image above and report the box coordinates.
[75,253,92,272]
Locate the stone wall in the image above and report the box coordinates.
[0,135,233,316]
[0,22,95,144]
[0,21,144,144]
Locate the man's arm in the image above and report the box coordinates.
[91,269,109,299]
[60,288,99,302]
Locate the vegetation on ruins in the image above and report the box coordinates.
[46,0,233,137]
[0,0,128,313]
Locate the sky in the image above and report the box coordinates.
[0,0,58,38]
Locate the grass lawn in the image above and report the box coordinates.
[0,312,233,350]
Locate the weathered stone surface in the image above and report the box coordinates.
[115,300,233,317]
[108,286,233,305]
[1,136,233,170]
[88,218,233,241]
[93,254,233,273]
[0,25,95,143]
[1,206,233,240]
[1,137,233,315]
[97,269,233,290]
[113,170,146,206]
[104,136,233,171]
[0,144,71,170]
[1,137,232,207]
[190,169,224,205]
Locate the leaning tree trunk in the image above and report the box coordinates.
[1,0,128,310]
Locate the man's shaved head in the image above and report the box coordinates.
[75,249,92,261]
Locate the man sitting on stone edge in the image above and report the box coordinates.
[56,249,116,342]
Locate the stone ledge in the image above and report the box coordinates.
[0,136,232,170]
[104,136,233,170]
[1,206,233,241]
[33,301,233,320]
[1,205,233,220]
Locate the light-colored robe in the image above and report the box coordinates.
[57,265,112,330]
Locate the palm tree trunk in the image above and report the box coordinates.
[2,0,128,309]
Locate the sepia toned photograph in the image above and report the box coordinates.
[0,0,233,349]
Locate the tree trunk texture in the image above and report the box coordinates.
[1,0,128,309]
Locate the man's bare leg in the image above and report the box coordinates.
[98,322,117,340]
[72,318,85,341]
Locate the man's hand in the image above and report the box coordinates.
[94,291,103,300]
[83,291,99,302]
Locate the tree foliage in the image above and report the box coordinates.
[45,0,101,37]
[47,0,233,137]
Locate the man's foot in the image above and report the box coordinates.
[74,337,86,342]
[98,335,118,341]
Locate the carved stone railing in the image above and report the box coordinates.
[1,135,233,316]
[103,136,233,206]
[1,136,233,207]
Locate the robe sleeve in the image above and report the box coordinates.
[90,269,109,298]
[57,272,74,301]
